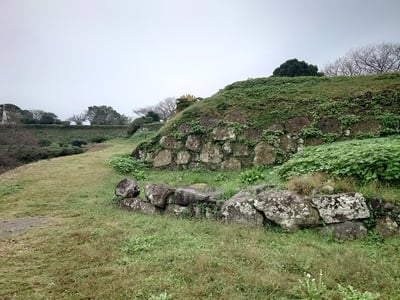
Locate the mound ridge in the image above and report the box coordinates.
[134,73,400,170]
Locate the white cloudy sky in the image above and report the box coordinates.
[1,0,399,120]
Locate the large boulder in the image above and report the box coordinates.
[375,216,399,238]
[144,184,175,209]
[159,136,182,149]
[115,179,140,198]
[320,221,368,240]
[221,191,264,227]
[311,193,370,224]
[174,186,221,207]
[153,150,172,167]
[212,126,236,141]
[200,142,223,164]
[185,135,201,152]
[253,141,276,166]
[176,151,191,165]
[165,204,193,218]
[220,158,241,171]
[254,190,320,231]
[120,198,160,214]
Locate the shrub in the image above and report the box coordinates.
[38,138,52,147]
[108,153,148,179]
[90,136,107,143]
[279,136,400,182]
[69,137,88,147]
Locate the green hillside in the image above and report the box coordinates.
[135,73,400,170]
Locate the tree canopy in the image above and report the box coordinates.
[86,105,128,125]
[0,105,60,124]
[272,59,322,77]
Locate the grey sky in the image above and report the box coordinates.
[1,0,399,120]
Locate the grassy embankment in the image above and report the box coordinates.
[1,135,400,299]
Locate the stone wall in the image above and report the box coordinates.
[115,179,400,240]
[135,116,381,171]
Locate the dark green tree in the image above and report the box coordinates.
[272,59,322,77]
[145,111,161,122]
[86,105,128,125]
[39,112,59,124]
[127,116,153,136]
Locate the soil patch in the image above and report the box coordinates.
[0,216,44,239]
[84,143,111,152]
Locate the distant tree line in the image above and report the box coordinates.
[323,42,400,76]
[0,104,63,125]
[272,42,400,77]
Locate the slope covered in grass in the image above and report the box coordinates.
[1,138,400,299]
[136,73,400,170]
[163,72,400,133]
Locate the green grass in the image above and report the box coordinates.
[1,138,400,299]
[161,73,400,132]
[136,73,400,160]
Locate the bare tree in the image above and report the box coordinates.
[30,109,45,121]
[133,97,177,121]
[324,42,400,76]
[154,97,176,120]
[68,112,87,125]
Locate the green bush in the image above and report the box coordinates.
[90,136,107,143]
[108,154,147,179]
[38,138,52,147]
[45,143,83,158]
[69,137,88,147]
[279,136,400,182]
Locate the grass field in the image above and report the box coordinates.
[1,138,400,299]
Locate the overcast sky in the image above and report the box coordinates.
[1,0,399,120]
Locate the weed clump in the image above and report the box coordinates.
[279,136,400,182]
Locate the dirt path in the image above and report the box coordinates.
[0,216,43,239]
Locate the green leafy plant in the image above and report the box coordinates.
[300,127,323,138]
[108,153,147,179]
[378,112,400,135]
[340,115,360,129]
[261,129,285,145]
[122,236,155,255]
[279,136,400,182]
[338,284,380,300]
[295,270,327,300]
[240,167,265,184]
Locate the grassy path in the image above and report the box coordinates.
[1,140,400,299]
